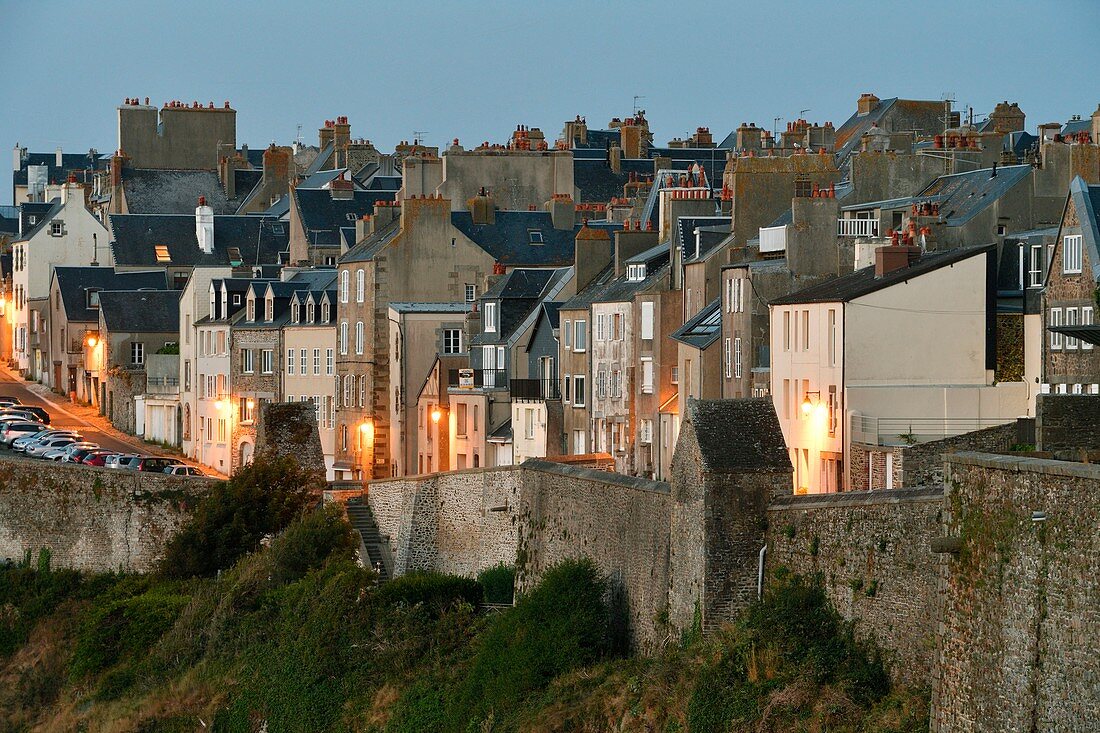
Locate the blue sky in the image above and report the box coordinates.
[2,0,1097,200]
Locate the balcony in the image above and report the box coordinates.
[511,378,561,401]
[850,414,1011,447]
[448,368,508,390]
[146,375,180,395]
[759,224,788,253]
[837,218,879,238]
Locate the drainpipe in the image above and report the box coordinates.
[757,544,767,599]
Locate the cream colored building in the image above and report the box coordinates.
[10,180,110,378]
[770,244,1028,494]
[284,290,337,478]
[179,267,233,459]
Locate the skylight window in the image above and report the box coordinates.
[154,245,171,263]
[227,247,242,266]
[528,229,544,245]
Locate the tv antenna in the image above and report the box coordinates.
[799,109,811,118]
[295,124,302,147]
[633,95,646,114]
[412,131,428,145]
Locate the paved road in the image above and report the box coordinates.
[0,370,148,454]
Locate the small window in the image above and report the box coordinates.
[465,284,476,303]
[443,328,463,354]
[1063,235,1083,275]
[573,320,587,352]
[50,221,63,236]
[1029,244,1043,287]
[131,342,145,366]
[271,223,284,235]
[154,245,171,263]
[628,264,646,282]
[528,229,544,244]
[573,374,586,407]
[86,288,101,308]
[1049,308,1063,349]
[483,302,497,333]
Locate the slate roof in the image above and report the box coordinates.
[573,157,653,203]
[560,264,615,311]
[339,218,401,264]
[676,216,729,261]
[834,97,898,165]
[487,417,513,442]
[296,169,346,189]
[686,398,792,473]
[478,268,571,343]
[624,241,671,265]
[302,142,335,177]
[670,296,721,349]
[15,199,63,242]
[13,151,101,186]
[292,188,395,247]
[110,214,288,267]
[1061,118,1091,136]
[98,290,181,333]
[483,267,558,300]
[0,206,19,235]
[771,244,992,305]
[591,262,669,305]
[1069,176,1100,281]
[53,267,168,323]
[121,168,236,214]
[452,211,601,266]
[573,128,620,150]
[842,165,1033,227]
[234,168,263,196]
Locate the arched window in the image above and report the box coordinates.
[355,321,364,355]
[356,269,365,303]
[339,321,348,355]
[359,374,367,407]
[343,374,352,407]
[340,270,349,303]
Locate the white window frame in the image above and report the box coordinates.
[326,348,334,374]
[356,269,365,303]
[641,301,654,340]
[724,337,732,378]
[261,349,273,374]
[563,319,572,350]
[340,270,349,303]
[465,284,477,303]
[1050,308,1063,350]
[1063,234,1083,275]
[563,374,571,404]
[131,342,144,366]
[483,302,497,333]
[355,321,364,355]
[573,320,587,352]
[313,348,321,375]
[339,321,348,355]
[573,374,586,407]
[734,336,743,379]
[287,348,295,375]
[641,357,653,394]
[1083,307,1094,350]
[1065,307,1079,350]
[443,328,463,355]
[242,348,254,374]
[1029,244,1043,287]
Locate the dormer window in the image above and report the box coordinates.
[528,229,544,245]
[210,290,217,318]
[86,288,101,308]
[227,247,242,267]
[154,245,171,263]
[627,264,646,282]
[483,301,497,333]
[306,302,315,323]
[271,223,284,235]
[265,295,273,322]
[321,302,330,323]
[291,302,300,323]
[232,294,241,305]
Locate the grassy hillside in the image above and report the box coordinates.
[0,457,928,731]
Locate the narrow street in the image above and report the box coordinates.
[0,364,224,477]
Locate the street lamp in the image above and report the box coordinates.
[431,407,442,424]
[801,391,822,417]
[359,419,374,445]
[86,333,98,347]
[214,398,226,411]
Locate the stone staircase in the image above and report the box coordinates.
[345,497,391,581]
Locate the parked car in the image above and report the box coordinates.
[163,465,207,477]
[45,441,98,461]
[26,436,78,458]
[104,454,139,469]
[0,397,22,407]
[134,457,179,473]
[117,455,148,470]
[81,450,119,467]
[13,430,79,453]
[19,406,50,424]
[0,410,39,422]
[1,422,49,448]
[64,445,101,463]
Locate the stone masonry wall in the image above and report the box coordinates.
[900,421,1017,487]
[367,466,523,577]
[516,461,671,652]
[256,401,326,479]
[1035,393,1100,451]
[766,487,945,685]
[0,456,213,572]
[933,453,1100,732]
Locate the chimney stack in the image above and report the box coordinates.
[548,194,574,230]
[468,187,496,226]
[196,196,215,254]
[55,146,63,168]
[857,93,881,116]
[874,240,921,277]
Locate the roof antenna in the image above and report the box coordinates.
[91,232,99,267]
[633,95,646,114]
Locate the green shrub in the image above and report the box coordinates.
[71,584,190,676]
[160,452,320,579]
[688,572,891,731]
[268,505,358,584]
[476,563,515,605]
[0,563,84,657]
[450,558,612,727]
[378,571,482,613]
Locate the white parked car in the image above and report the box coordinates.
[26,436,78,458]
[104,454,139,469]
[163,465,207,477]
[0,422,46,447]
[44,441,99,461]
[14,430,79,453]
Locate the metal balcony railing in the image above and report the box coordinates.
[837,218,879,237]
[850,414,1014,447]
[448,368,508,390]
[511,378,561,401]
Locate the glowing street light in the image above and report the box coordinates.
[801,390,821,417]
[431,407,442,424]
[214,398,226,411]
[86,333,98,347]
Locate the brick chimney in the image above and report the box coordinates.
[329,177,353,200]
[263,144,291,187]
[371,199,400,233]
[468,187,495,226]
[574,223,612,291]
[319,119,335,149]
[874,242,921,277]
[1092,103,1100,145]
[857,93,881,116]
[333,116,351,168]
[196,196,215,254]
